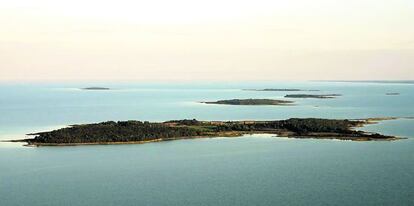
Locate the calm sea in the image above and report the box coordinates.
[0,81,413,206]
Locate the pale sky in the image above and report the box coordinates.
[1,0,414,81]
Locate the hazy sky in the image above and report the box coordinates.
[1,0,413,81]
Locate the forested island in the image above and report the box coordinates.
[285,94,341,99]
[202,99,294,106]
[18,118,400,146]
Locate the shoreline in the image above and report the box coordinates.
[12,130,404,147]
[19,135,405,147]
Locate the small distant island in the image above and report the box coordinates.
[82,87,111,90]
[16,118,400,146]
[244,88,320,92]
[386,93,400,95]
[202,99,294,106]
[285,94,341,99]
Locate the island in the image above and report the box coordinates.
[16,118,400,146]
[285,94,341,99]
[82,87,111,90]
[201,99,294,106]
[386,93,400,95]
[244,88,320,92]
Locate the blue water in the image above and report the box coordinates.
[0,81,413,206]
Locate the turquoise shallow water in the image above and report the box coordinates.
[0,81,413,206]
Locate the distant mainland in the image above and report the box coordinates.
[244,88,320,92]
[82,87,111,90]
